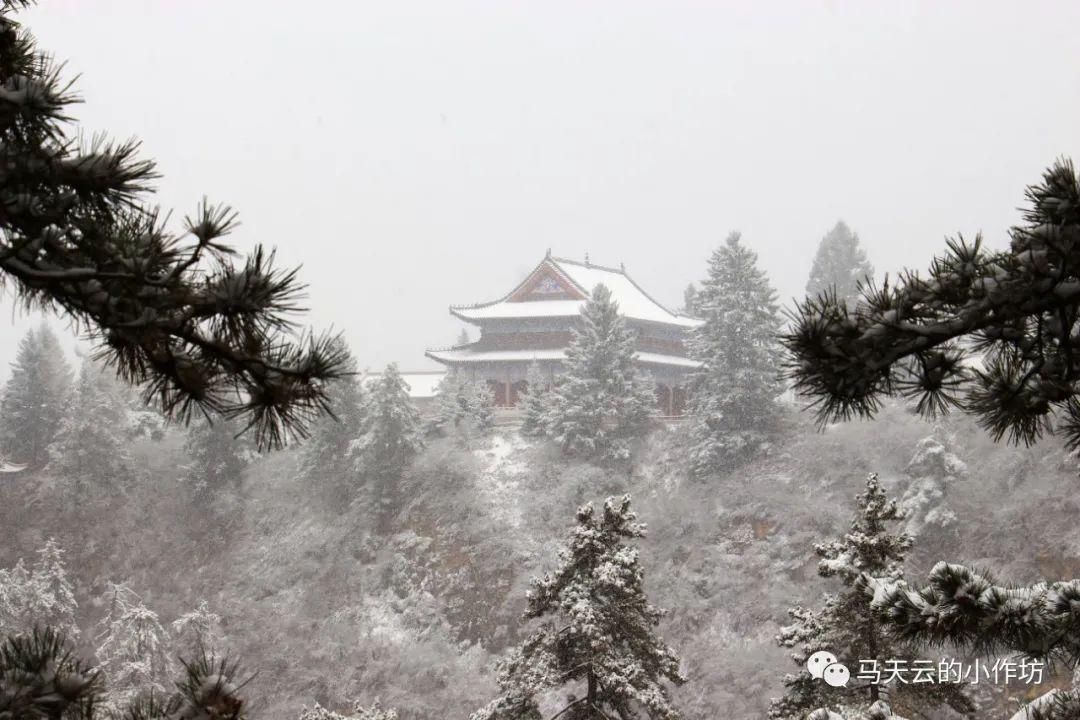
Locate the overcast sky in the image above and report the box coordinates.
[4,0,1080,377]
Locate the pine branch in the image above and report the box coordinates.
[865,562,1080,662]
[784,159,1080,448]
[0,3,347,448]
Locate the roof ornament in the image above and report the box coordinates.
[620,262,625,272]
[585,252,590,267]
[545,247,551,258]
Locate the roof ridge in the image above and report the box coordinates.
[550,255,625,275]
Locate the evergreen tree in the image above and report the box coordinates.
[429,371,494,442]
[301,340,366,483]
[0,2,346,448]
[472,495,685,720]
[184,417,253,500]
[687,232,784,475]
[48,360,134,499]
[771,474,972,719]
[682,284,700,318]
[94,583,173,711]
[545,285,656,461]
[898,431,965,538]
[172,600,224,657]
[805,221,874,306]
[0,323,72,467]
[519,361,550,437]
[0,559,39,639]
[30,539,78,641]
[352,364,423,478]
[0,540,78,642]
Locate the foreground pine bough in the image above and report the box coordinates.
[0,0,347,449]
[785,160,1080,719]
[0,627,247,720]
[784,158,1080,450]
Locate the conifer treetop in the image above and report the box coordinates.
[477,495,685,720]
[0,324,72,467]
[814,474,912,583]
[352,363,423,477]
[545,285,656,460]
[805,221,874,304]
[687,231,784,473]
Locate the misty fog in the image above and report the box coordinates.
[5,0,1078,374]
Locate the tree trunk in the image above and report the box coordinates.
[587,669,598,717]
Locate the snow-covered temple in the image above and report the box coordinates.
[426,252,702,416]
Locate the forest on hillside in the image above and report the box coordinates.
[4,2,1080,720]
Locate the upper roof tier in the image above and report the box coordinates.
[450,254,701,329]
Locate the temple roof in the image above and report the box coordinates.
[426,347,702,370]
[450,254,701,329]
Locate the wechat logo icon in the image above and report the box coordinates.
[806,650,850,688]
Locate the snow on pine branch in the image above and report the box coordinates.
[865,561,1080,660]
[784,159,1080,450]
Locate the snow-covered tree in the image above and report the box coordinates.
[299,700,399,720]
[172,600,224,657]
[30,539,79,641]
[429,371,494,442]
[48,360,134,498]
[94,583,174,710]
[898,431,965,537]
[0,2,346,449]
[302,341,366,484]
[805,221,874,306]
[688,232,784,475]
[519,361,550,437]
[771,474,972,719]
[472,495,685,720]
[0,560,38,638]
[457,328,471,346]
[0,540,79,641]
[0,323,72,468]
[184,417,253,500]
[545,285,656,461]
[682,284,700,318]
[352,364,423,478]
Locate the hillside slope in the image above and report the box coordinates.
[1,402,1077,719]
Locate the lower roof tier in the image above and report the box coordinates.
[425,347,702,370]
